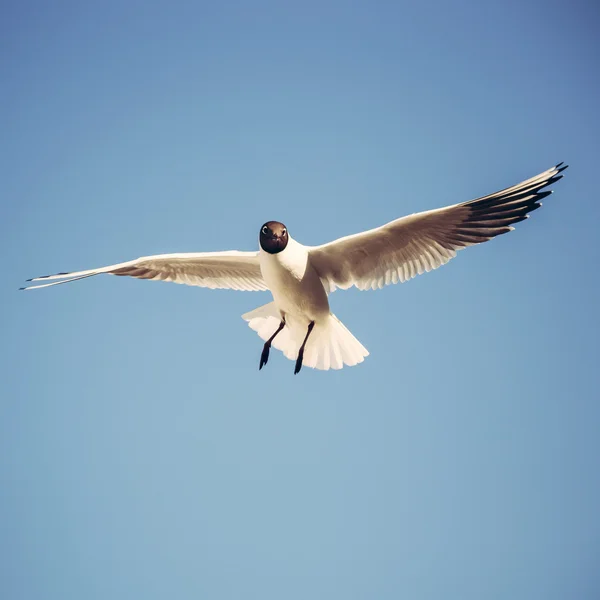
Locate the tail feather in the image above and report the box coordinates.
[242,302,368,371]
[331,332,343,370]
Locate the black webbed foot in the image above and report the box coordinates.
[294,352,304,375]
[258,319,285,372]
[293,321,315,375]
[259,344,270,370]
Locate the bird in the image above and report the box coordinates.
[22,162,568,374]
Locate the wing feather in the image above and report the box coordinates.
[22,251,268,292]
[310,163,567,291]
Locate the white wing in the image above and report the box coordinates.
[309,163,567,291]
[22,250,268,291]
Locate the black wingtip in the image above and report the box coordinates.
[26,278,33,282]
[28,271,70,281]
[19,287,26,291]
[557,164,569,174]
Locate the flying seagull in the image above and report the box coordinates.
[22,163,567,374]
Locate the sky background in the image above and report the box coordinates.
[2,1,599,599]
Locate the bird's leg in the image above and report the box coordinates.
[259,320,286,370]
[294,321,315,375]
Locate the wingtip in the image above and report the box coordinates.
[548,174,564,186]
[30,271,70,282]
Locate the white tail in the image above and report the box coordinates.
[242,302,369,371]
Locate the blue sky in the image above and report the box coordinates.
[2,1,599,598]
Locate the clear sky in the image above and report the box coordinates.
[2,1,599,599]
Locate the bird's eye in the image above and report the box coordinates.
[282,228,287,236]
[262,226,268,235]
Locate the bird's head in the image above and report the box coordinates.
[259,221,289,254]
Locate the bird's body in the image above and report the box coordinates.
[259,236,329,325]
[253,222,368,372]
[22,163,568,374]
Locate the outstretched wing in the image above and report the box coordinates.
[309,163,567,291]
[22,251,268,292]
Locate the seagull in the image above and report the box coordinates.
[22,163,567,374]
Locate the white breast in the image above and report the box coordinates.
[259,236,330,323]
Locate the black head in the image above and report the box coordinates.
[259,221,289,254]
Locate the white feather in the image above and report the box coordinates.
[242,302,368,371]
[22,251,267,292]
[308,163,566,292]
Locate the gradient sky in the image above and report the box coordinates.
[2,1,599,599]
